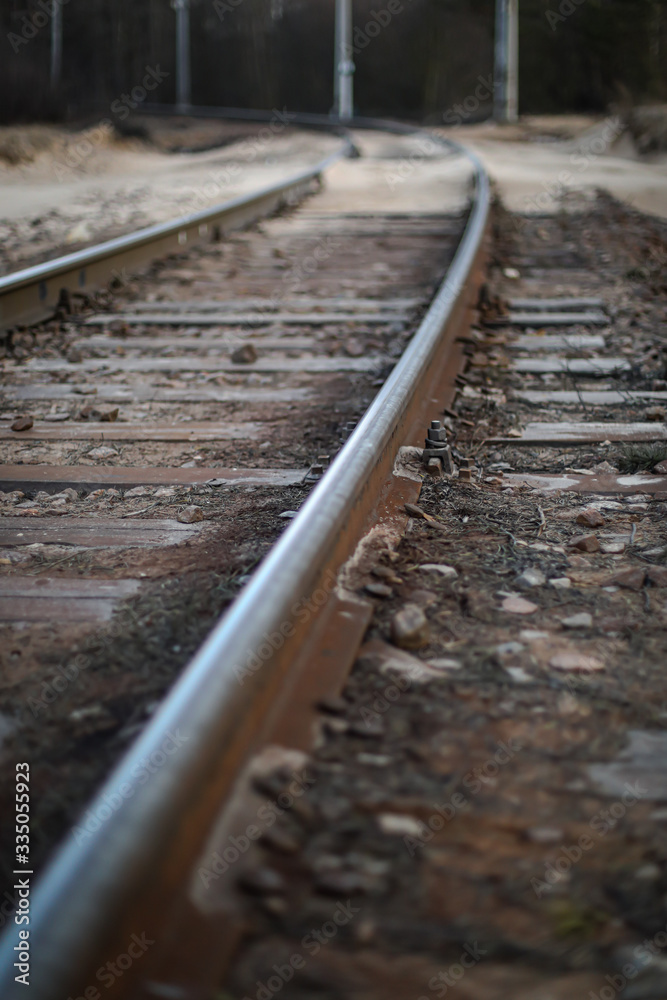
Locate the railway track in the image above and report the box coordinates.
[2,115,667,1000]
[0,121,486,999]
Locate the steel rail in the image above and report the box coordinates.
[0,119,489,1000]
[0,142,350,332]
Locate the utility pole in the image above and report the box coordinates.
[494,0,518,123]
[51,1,62,90]
[334,0,354,121]
[172,0,192,113]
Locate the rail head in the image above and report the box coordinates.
[0,118,489,1000]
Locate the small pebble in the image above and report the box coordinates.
[600,541,625,554]
[528,827,564,844]
[501,595,538,615]
[568,533,600,553]
[608,567,646,591]
[561,612,593,629]
[11,416,33,432]
[635,863,661,880]
[324,717,349,735]
[419,563,458,580]
[428,657,462,671]
[378,813,423,837]
[177,505,204,524]
[52,488,78,502]
[549,651,604,672]
[505,667,532,683]
[516,568,546,589]
[576,508,605,528]
[231,344,258,364]
[391,604,429,650]
[549,577,571,589]
[87,445,117,460]
[365,582,393,598]
[344,338,365,357]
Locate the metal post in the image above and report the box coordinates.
[494,0,518,123]
[51,1,62,89]
[506,0,519,123]
[172,0,191,113]
[334,0,354,121]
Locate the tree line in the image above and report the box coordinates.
[1,0,665,124]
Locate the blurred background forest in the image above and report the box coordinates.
[1,0,666,124]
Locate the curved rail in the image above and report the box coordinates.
[0,119,489,1000]
[0,141,351,331]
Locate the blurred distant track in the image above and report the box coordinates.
[0,142,350,333]
[0,116,490,999]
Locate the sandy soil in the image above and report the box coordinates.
[1,112,666,277]
[446,114,667,219]
[0,118,342,275]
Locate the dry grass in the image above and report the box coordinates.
[618,441,667,473]
[0,126,59,166]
